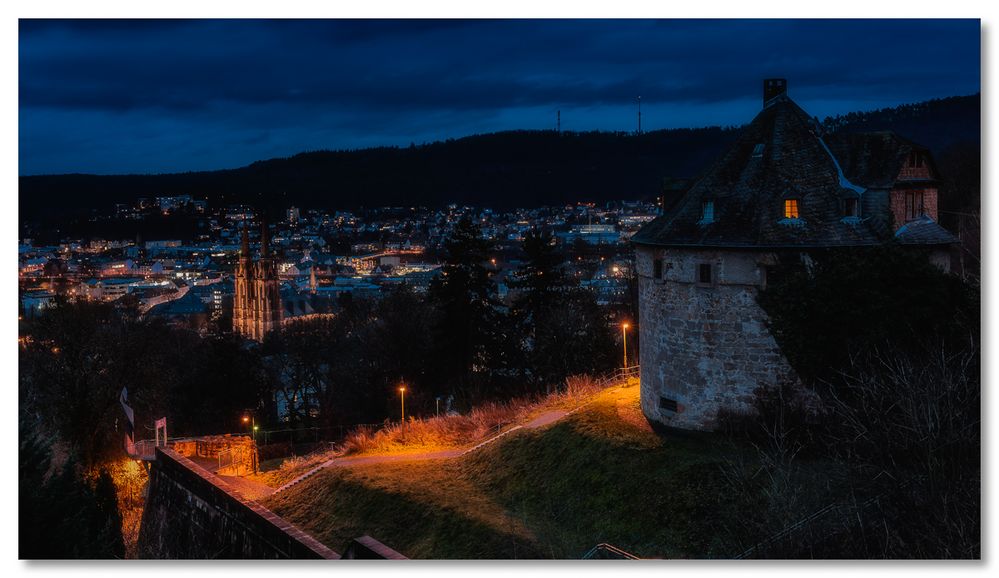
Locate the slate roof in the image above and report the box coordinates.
[148,290,207,317]
[824,131,937,189]
[280,287,338,318]
[894,216,960,245]
[632,95,940,249]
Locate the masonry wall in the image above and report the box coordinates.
[171,434,258,476]
[137,447,339,559]
[636,245,796,430]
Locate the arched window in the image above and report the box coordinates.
[784,198,800,219]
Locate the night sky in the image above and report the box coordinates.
[19,19,980,176]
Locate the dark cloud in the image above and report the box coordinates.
[19,19,980,175]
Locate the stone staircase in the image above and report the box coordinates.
[273,455,340,495]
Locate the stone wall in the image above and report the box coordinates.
[342,535,409,560]
[137,447,339,559]
[171,434,258,476]
[636,245,796,430]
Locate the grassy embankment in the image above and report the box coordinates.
[261,383,841,559]
[254,375,606,488]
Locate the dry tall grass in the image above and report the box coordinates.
[255,444,338,488]
[339,374,606,456]
[255,373,618,488]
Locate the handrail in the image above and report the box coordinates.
[582,543,640,560]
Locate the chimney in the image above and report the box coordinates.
[763,78,787,107]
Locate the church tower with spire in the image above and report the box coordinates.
[233,220,283,341]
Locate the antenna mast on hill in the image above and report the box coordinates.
[557,110,561,134]
[637,95,642,135]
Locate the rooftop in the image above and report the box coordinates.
[633,94,891,249]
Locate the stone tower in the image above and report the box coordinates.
[631,79,957,431]
[233,221,283,341]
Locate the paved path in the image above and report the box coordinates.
[219,474,276,500]
[523,410,567,429]
[268,378,637,496]
[271,411,568,496]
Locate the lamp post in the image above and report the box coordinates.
[398,384,406,425]
[622,323,630,369]
[242,413,256,442]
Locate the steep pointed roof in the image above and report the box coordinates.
[240,224,250,257]
[260,220,270,258]
[633,95,886,249]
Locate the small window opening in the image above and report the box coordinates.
[659,397,679,412]
[653,258,663,280]
[844,198,859,218]
[784,198,800,219]
[752,143,765,158]
[700,200,715,223]
[905,191,925,221]
[698,263,713,285]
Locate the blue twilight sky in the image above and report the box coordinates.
[19,19,980,176]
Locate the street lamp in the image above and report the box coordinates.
[242,414,256,442]
[622,323,630,369]
[398,384,406,425]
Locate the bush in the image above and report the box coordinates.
[726,247,980,558]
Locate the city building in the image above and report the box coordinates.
[233,223,283,341]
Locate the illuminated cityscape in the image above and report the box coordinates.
[16,17,983,563]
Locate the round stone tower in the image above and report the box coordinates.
[631,79,957,431]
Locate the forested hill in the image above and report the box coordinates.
[19,94,978,223]
[821,93,980,151]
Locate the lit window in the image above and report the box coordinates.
[700,200,715,223]
[784,199,800,219]
[844,198,859,218]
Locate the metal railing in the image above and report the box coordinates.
[599,365,640,385]
[582,543,640,560]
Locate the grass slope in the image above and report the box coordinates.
[262,385,833,559]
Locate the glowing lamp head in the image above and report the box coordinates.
[399,386,406,393]
[622,323,630,330]
[242,416,250,424]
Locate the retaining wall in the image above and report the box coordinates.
[137,446,339,559]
